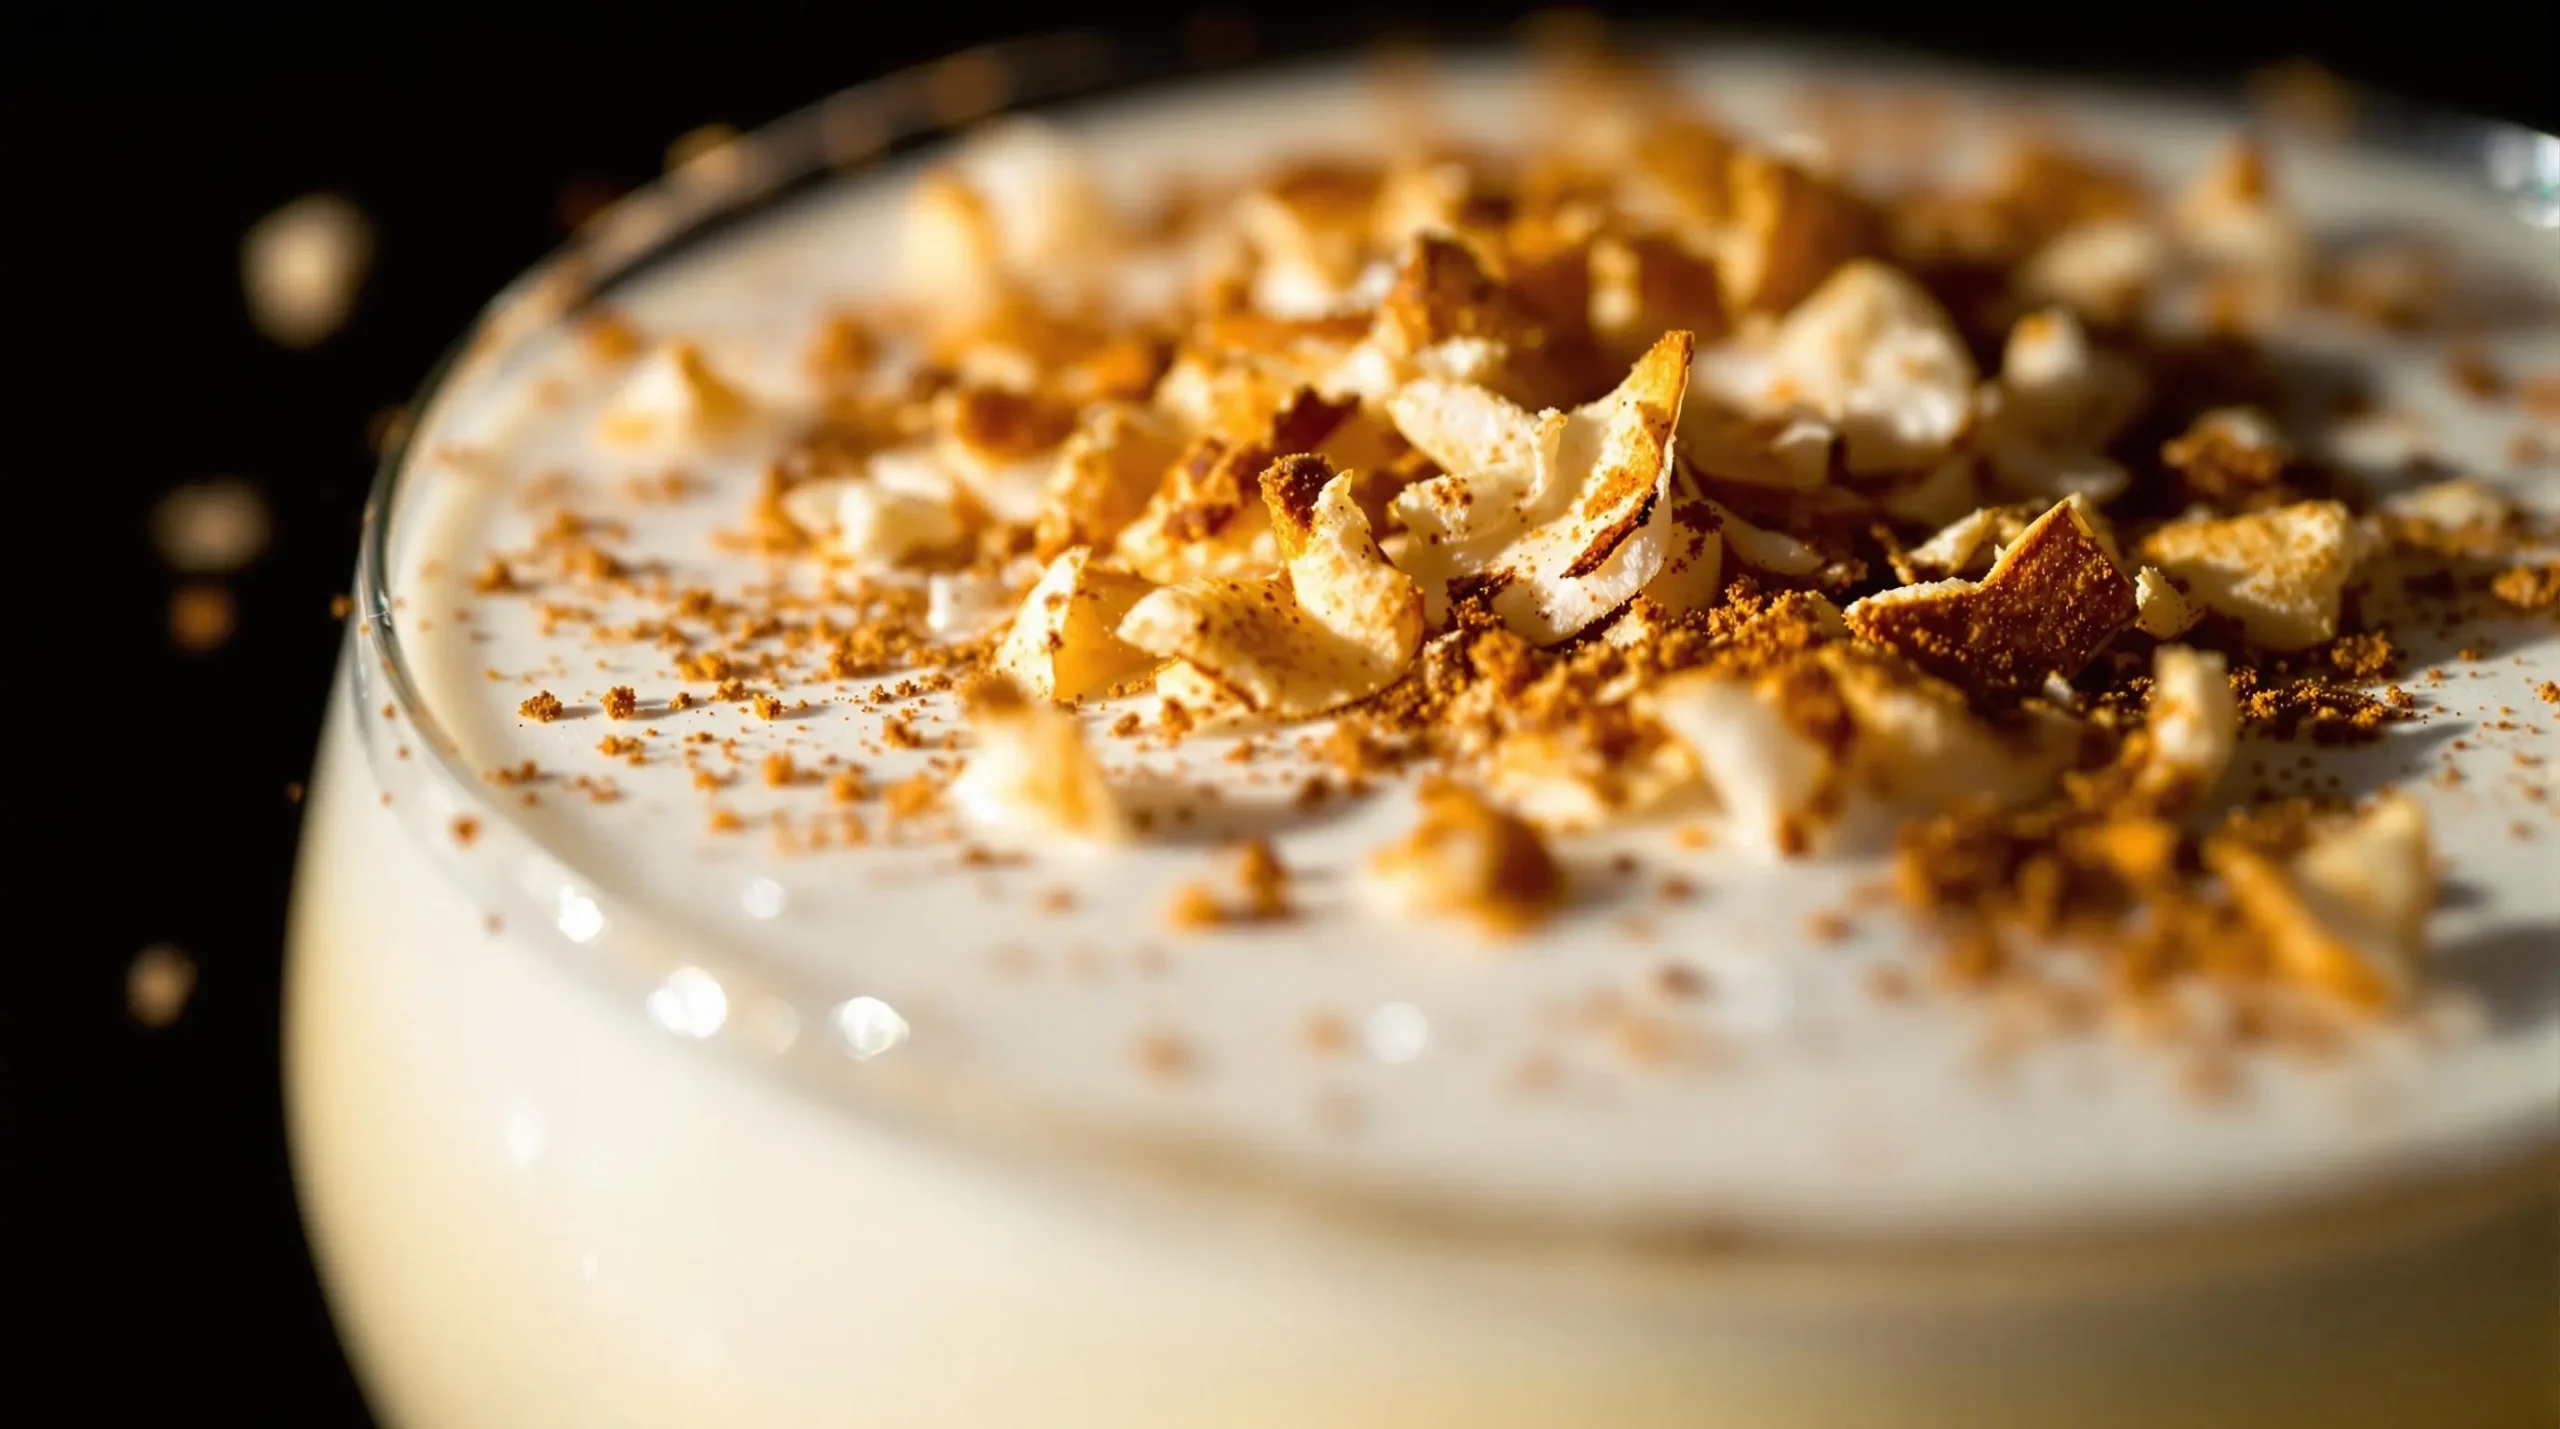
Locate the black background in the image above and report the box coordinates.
[22,2,2553,1422]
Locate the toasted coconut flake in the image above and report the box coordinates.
[950,119,1114,275]
[1903,501,2045,581]
[1374,156,1488,252]
[1711,498,1827,577]
[1647,641,2075,857]
[1824,646,2079,811]
[927,571,1018,641]
[1646,670,1835,856]
[2175,137,2310,281]
[2162,406,2293,503]
[2136,645,2237,807]
[2133,566,2204,639]
[1386,331,1693,641]
[1386,378,1567,543]
[1690,260,1973,476]
[1616,112,1744,231]
[2378,476,2519,535]
[1117,455,1424,719]
[1718,149,1879,315]
[937,385,1078,524]
[1588,231,1729,365]
[1638,483,1727,613]
[901,170,1008,324]
[1976,307,2147,503]
[1366,781,1567,935]
[2211,795,2433,1010]
[1238,161,1386,317]
[1847,495,2138,699]
[2136,500,2360,651]
[1115,388,1352,584]
[994,548,1158,701]
[902,122,1113,321]
[597,341,754,448]
[1153,659,1254,727]
[1153,349,1276,442]
[781,447,976,569]
[1363,233,1586,409]
[1115,434,1285,584]
[953,675,1127,847]
[1680,410,1840,490]
[2014,219,2165,329]
[1036,402,1186,558]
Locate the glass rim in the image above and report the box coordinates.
[340,21,2560,1273]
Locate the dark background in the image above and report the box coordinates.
[24,2,2552,1422]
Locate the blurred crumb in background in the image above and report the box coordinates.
[151,479,271,574]
[2244,57,2361,140]
[128,943,199,1029]
[241,192,376,349]
[169,582,238,654]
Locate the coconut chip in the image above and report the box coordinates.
[597,341,755,449]
[1686,259,1973,478]
[2135,499,2362,651]
[1035,402,1186,558]
[1845,494,2139,699]
[2208,795,2434,1009]
[1118,454,1425,721]
[952,674,1129,847]
[2134,645,2238,808]
[1385,329,1694,642]
[1646,639,2078,857]
[993,548,1158,701]
[1974,307,2148,504]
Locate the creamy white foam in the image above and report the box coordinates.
[378,52,2560,1240]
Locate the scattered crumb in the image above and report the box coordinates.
[1164,880,1224,930]
[1304,1009,1354,1053]
[170,582,237,653]
[1232,838,1291,920]
[2445,344,2505,400]
[152,480,271,574]
[1653,963,1705,1000]
[1136,1029,1196,1079]
[127,945,198,1028]
[2491,561,2560,614]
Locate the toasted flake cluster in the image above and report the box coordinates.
[475,44,2560,1017]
